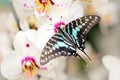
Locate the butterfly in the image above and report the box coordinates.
[40,15,101,65]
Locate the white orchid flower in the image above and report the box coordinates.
[1,30,58,80]
[35,2,84,34]
[14,0,75,16]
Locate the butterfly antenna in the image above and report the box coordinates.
[57,16,64,31]
[82,50,92,61]
[77,54,87,65]
[60,16,63,20]
[60,16,63,24]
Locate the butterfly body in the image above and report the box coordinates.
[40,15,101,65]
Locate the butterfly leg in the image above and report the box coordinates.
[77,54,87,65]
[81,50,92,61]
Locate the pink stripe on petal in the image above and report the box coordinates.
[21,56,37,65]
[24,3,27,7]
[30,6,33,8]
[41,67,48,70]
[49,0,55,5]
[49,17,52,21]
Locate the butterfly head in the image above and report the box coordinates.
[54,21,66,33]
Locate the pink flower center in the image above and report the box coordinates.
[54,21,66,33]
[21,56,40,78]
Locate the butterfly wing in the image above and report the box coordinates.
[64,15,101,50]
[40,15,100,65]
[40,33,77,65]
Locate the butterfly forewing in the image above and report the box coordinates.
[40,33,76,65]
[64,15,101,50]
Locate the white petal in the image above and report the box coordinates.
[53,0,73,4]
[36,4,84,25]
[62,4,84,23]
[19,75,38,80]
[35,11,48,24]
[0,31,12,56]
[51,5,70,20]
[101,0,109,4]
[20,19,29,30]
[13,30,39,56]
[36,25,55,50]
[40,77,50,80]
[52,72,68,80]
[54,57,66,72]
[12,1,34,18]
[23,30,43,65]
[106,2,118,25]
[1,51,22,79]
[49,3,84,24]
[91,0,107,15]
[14,0,36,10]
[102,55,119,71]
[38,70,56,79]
[34,9,47,17]
[24,29,38,45]
[35,11,53,26]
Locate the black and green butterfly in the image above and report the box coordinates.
[40,15,101,65]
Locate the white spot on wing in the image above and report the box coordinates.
[82,39,85,42]
[81,44,84,47]
[55,53,57,56]
[85,17,87,19]
[48,56,51,59]
[86,19,89,22]
[50,50,52,52]
[85,21,88,24]
[41,60,43,63]
[82,23,85,26]
[95,16,98,19]
[58,52,61,55]
[89,23,92,26]
[80,48,82,50]
[46,58,48,61]
[83,32,85,34]
[92,21,94,23]
[85,29,87,32]
[89,16,92,19]
[41,54,44,57]
[87,26,90,28]
[45,52,47,55]
[52,55,54,57]
[68,53,71,55]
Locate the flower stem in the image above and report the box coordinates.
[37,74,41,79]
[9,1,22,31]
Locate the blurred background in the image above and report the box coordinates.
[0,0,120,80]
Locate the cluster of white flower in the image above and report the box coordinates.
[0,0,119,80]
[1,0,84,80]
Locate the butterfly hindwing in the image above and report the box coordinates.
[40,33,76,65]
[64,15,101,50]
